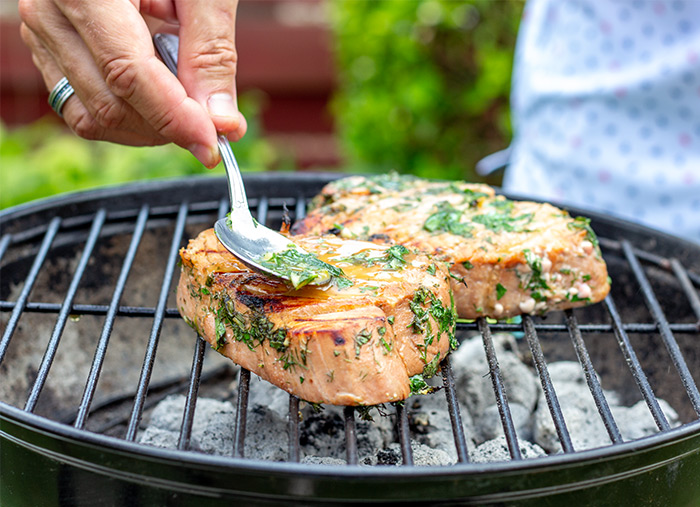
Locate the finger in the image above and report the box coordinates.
[55,0,221,166]
[20,0,168,145]
[139,0,178,24]
[21,21,167,147]
[175,0,247,140]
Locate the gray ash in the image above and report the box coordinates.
[139,333,680,465]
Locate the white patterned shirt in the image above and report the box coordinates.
[503,0,700,244]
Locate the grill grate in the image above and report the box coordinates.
[1,175,700,473]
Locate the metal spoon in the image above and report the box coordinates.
[153,33,333,287]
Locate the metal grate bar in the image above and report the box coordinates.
[396,402,414,465]
[178,336,207,451]
[599,237,700,287]
[605,295,670,431]
[217,198,229,220]
[622,241,700,416]
[125,203,190,441]
[478,318,522,460]
[670,258,700,321]
[74,205,150,429]
[688,269,700,287]
[522,315,575,453]
[5,300,699,334]
[258,196,269,225]
[6,200,221,246]
[0,233,11,262]
[0,301,182,318]
[287,395,300,462]
[344,406,359,465]
[565,310,623,444]
[25,210,107,413]
[0,216,61,365]
[441,355,470,463]
[233,368,251,458]
[460,322,700,334]
[295,195,306,220]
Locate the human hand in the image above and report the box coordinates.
[19,0,247,168]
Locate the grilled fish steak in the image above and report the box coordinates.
[177,228,456,405]
[292,174,610,319]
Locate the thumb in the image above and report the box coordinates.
[175,0,247,141]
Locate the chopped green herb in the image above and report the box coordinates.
[448,271,467,287]
[496,283,507,300]
[568,216,601,255]
[489,198,514,212]
[566,293,591,303]
[427,264,437,276]
[387,316,395,325]
[462,260,474,270]
[423,202,473,238]
[383,245,410,269]
[409,374,439,396]
[214,294,289,354]
[299,376,305,384]
[379,336,392,354]
[340,244,410,271]
[423,353,441,377]
[472,211,533,233]
[390,201,417,213]
[258,246,351,290]
[522,249,550,296]
[356,406,374,421]
[354,329,372,357]
[530,291,546,302]
[214,317,227,350]
[408,287,457,356]
[307,402,324,413]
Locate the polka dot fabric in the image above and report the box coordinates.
[504,0,700,244]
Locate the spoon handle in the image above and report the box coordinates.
[217,136,249,212]
[153,33,250,215]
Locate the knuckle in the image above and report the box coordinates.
[70,111,103,141]
[102,55,140,100]
[90,92,129,130]
[149,106,179,138]
[188,41,238,75]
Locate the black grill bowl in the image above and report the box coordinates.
[1,173,700,506]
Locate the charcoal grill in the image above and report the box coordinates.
[1,173,700,506]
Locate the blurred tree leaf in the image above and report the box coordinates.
[330,0,524,182]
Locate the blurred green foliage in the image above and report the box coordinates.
[1,1,524,209]
[0,94,287,209]
[330,0,524,182]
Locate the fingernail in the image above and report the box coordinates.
[188,143,218,168]
[207,93,237,119]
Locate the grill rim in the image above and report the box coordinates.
[2,173,700,502]
[3,403,700,495]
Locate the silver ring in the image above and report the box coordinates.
[48,77,75,118]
